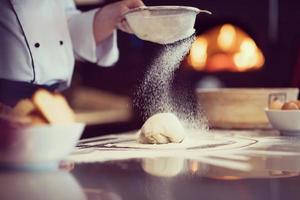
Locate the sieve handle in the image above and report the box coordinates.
[198,9,212,15]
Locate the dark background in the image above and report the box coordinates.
[75,0,300,137]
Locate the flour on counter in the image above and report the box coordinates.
[68,131,257,171]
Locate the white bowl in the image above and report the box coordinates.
[0,123,85,168]
[124,6,211,44]
[265,108,300,135]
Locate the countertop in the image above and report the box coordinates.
[2,129,300,200]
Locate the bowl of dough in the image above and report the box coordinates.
[124,6,211,44]
[266,98,300,136]
[0,89,85,169]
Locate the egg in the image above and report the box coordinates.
[291,100,300,108]
[281,102,299,110]
[269,100,284,110]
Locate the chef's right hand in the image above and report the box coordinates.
[93,0,145,44]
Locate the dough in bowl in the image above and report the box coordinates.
[138,113,186,144]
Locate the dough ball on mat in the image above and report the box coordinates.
[138,113,186,144]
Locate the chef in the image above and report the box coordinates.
[0,0,144,106]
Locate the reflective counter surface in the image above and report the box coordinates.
[2,130,300,200]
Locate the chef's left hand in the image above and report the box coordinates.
[93,0,145,44]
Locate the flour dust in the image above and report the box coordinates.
[134,36,208,130]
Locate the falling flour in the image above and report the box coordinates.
[134,35,208,131]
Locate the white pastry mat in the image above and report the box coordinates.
[68,130,300,172]
[68,131,255,165]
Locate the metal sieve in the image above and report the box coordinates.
[124,6,211,44]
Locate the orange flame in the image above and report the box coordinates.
[187,24,265,72]
[188,37,208,71]
[217,24,236,51]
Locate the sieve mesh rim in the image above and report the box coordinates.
[124,6,211,17]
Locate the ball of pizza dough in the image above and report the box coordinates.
[138,113,186,144]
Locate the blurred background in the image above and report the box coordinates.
[71,0,300,137]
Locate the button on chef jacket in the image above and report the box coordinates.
[0,0,119,89]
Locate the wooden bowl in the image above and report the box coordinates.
[196,88,299,129]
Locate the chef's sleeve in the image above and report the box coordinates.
[63,0,119,66]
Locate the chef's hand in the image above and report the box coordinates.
[93,0,145,44]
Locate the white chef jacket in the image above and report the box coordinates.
[0,0,119,89]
